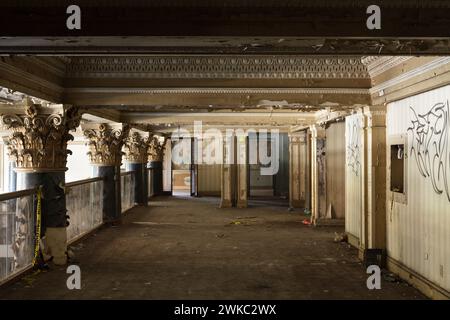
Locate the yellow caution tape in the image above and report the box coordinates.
[32,186,42,266]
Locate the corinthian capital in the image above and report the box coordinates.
[147,135,167,162]
[82,123,130,166]
[123,128,151,163]
[1,103,81,172]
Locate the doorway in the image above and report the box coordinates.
[248,132,289,207]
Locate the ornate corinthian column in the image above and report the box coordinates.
[1,102,81,265]
[83,123,130,223]
[123,129,151,206]
[147,135,167,196]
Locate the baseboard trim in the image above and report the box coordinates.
[0,265,34,288]
[198,192,221,197]
[386,256,450,300]
[346,232,360,249]
[315,218,345,227]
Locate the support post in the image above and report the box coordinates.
[310,125,326,224]
[123,128,151,206]
[344,106,387,261]
[2,102,81,265]
[148,136,167,196]
[362,106,387,252]
[289,131,307,209]
[220,131,234,208]
[83,123,130,224]
[7,160,16,192]
[236,132,248,208]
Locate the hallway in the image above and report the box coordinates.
[0,197,424,300]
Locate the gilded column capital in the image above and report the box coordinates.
[82,123,130,166]
[147,135,167,162]
[123,128,151,164]
[1,103,81,172]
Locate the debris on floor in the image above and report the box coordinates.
[21,270,42,288]
[383,272,401,283]
[70,243,84,251]
[333,232,348,243]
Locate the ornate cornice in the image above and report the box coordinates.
[83,123,130,166]
[66,87,370,95]
[370,57,450,94]
[361,56,412,78]
[123,129,151,163]
[67,56,369,80]
[1,103,81,172]
[0,59,64,95]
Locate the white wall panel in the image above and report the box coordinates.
[387,85,450,292]
[326,122,346,219]
[345,114,364,240]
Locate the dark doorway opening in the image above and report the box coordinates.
[248,132,289,207]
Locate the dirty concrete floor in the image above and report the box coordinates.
[0,196,426,300]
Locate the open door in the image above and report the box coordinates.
[190,137,199,197]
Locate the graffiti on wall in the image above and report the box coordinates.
[407,101,450,202]
[346,121,361,177]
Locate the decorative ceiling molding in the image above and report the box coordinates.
[67,56,369,80]
[66,87,370,95]
[26,56,67,77]
[370,57,450,94]
[0,61,64,93]
[362,56,412,78]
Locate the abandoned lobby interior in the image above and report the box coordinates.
[0,4,450,301]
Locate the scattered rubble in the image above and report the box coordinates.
[333,232,348,243]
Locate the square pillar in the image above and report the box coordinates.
[220,132,234,208]
[310,125,326,224]
[236,133,248,208]
[345,106,387,259]
[289,131,307,208]
[362,106,387,251]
